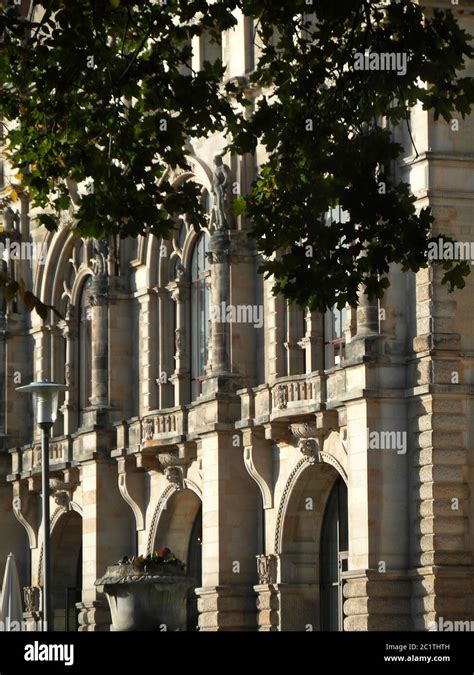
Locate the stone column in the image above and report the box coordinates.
[207,230,230,375]
[355,284,379,338]
[88,274,109,409]
[298,309,324,374]
[167,280,190,405]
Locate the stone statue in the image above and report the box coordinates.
[91,238,109,277]
[175,262,185,281]
[175,327,185,354]
[211,154,232,230]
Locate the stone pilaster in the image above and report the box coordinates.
[79,459,134,631]
[167,281,190,405]
[196,427,260,630]
[266,282,286,382]
[195,585,257,631]
[156,287,174,409]
[137,290,158,414]
[343,571,412,631]
[254,584,279,631]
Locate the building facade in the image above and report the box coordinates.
[0,2,473,632]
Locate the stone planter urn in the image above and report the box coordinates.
[95,563,195,631]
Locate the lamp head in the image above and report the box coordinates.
[16,380,68,425]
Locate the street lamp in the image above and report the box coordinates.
[16,380,68,631]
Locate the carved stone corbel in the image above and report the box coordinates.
[156,443,193,490]
[117,456,146,531]
[290,422,327,464]
[242,427,273,509]
[12,481,38,548]
[49,476,77,511]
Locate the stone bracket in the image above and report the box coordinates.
[263,421,292,444]
[117,457,146,531]
[12,480,38,548]
[242,427,273,508]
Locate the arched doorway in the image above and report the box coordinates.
[153,488,202,631]
[279,462,348,631]
[320,477,348,631]
[50,510,82,631]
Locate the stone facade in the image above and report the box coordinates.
[0,3,473,632]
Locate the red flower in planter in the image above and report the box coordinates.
[158,547,171,558]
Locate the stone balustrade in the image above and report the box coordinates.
[9,436,74,477]
[239,372,326,425]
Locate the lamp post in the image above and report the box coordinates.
[16,380,68,631]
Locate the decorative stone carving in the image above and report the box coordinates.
[211,154,232,230]
[206,249,229,265]
[23,586,41,613]
[91,238,109,277]
[175,262,185,281]
[143,418,154,441]
[175,327,185,354]
[290,422,325,464]
[164,466,184,489]
[157,450,188,489]
[88,291,109,307]
[49,478,75,509]
[275,384,288,410]
[256,554,278,585]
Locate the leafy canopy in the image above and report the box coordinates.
[0,0,473,314]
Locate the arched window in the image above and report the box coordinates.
[78,277,92,424]
[190,234,210,400]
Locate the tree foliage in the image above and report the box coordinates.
[0,0,473,314]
